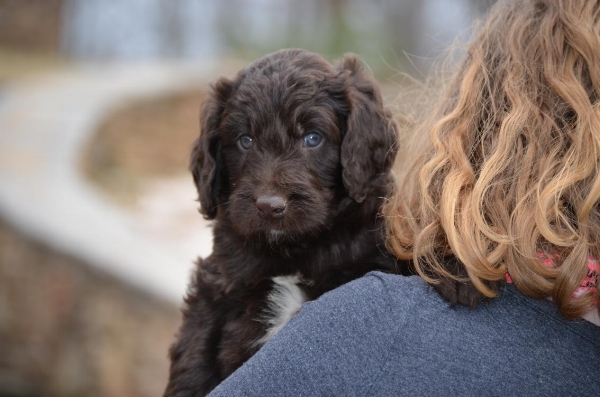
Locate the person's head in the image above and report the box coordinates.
[385,0,600,318]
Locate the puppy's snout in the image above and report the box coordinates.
[256,195,287,219]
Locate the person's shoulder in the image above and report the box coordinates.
[333,271,443,308]
[295,272,412,333]
[329,271,432,298]
[304,271,397,316]
[308,272,442,326]
[365,271,433,295]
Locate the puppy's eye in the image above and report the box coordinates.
[237,135,253,150]
[303,132,322,148]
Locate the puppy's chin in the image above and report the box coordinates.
[237,223,313,245]
[265,230,288,245]
[226,213,326,245]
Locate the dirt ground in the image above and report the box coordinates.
[82,89,207,206]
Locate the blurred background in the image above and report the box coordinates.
[0,0,495,396]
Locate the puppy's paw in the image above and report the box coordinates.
[429,255,501,309]
[433,278,488,308]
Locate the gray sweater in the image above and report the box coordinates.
[209,272,600,396]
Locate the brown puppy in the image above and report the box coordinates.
[164,49,400,396]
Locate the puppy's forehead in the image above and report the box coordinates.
[236,51,335,100]
[245,49,335,79]
[238,58,332,101]
[226,51,341,140]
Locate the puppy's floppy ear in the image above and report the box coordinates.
[190,77,234,219]
[337,54,398,203]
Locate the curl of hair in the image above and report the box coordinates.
[385,0,600,318]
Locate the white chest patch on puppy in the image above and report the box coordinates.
[257,274,308,346]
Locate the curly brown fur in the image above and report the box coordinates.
[164,49,401,397]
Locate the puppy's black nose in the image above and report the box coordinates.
[256,195,287,219]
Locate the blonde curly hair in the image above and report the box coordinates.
[385,0,600,318]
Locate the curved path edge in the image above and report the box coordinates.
[0,61,218,303]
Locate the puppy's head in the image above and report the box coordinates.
[190,49,397,242]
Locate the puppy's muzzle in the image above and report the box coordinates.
[256,195,287,219]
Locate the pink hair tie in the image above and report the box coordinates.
[505,253,599,304]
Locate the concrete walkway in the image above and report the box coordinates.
[0,62,219,304]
